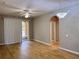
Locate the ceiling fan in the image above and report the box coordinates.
[0,0,43,18]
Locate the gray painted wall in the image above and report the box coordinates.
[29,19,34,40]
[33,12,56,43]
[60,5,79,52]
[0,16,4,44]
[33,4,79,52]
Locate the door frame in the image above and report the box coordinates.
[50,16,59,46]
[22,20,30,41]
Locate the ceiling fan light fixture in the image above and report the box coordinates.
[25,13,30,18]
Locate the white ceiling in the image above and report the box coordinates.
[0,0,79,17]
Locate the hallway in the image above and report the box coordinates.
[0,41,79,59]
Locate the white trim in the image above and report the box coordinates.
[34,39,50,46]
[5,41,21,45]
[0,41,21,45]
[0,43,5,45]
[59,47,79,55]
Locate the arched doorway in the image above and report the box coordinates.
[50,16,59,48]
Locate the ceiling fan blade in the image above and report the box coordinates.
[5,3,21,10]
[7,11,25,17]
[29,12,42,13]
[0,0,22,10]
[29,9,46,12]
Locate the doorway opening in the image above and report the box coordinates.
[50,16,59,49]
[22,20,29,41]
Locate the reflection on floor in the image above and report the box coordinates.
[22,37,28,41]
[52,41,59,49]
[0,40,79,59]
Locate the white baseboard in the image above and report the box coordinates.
[0,43,5,45]
[59,47,79,55]
[5,41,22,45]
[34,39,50,46]
[0,41,21,45]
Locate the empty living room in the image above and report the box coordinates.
[0,0,79,59]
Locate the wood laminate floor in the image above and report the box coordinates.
[0,40,79,59]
